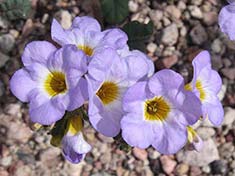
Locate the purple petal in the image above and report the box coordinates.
[202,95,224,126]
[152,121,187,154]
[109,56,128,84]
[124,50,154,84]
[146,56,155,78]
[87,75,123,137]
[62,132,91,164]
[191,51,211,84]
[197,69,222,95]
[88,48,119,81]
[62,45,88,76]
[72,16,101,32]
[25,63,50,82]
[52,17,102,48]
[219,4,235,40]
[47,47,64,72]
[180,91,202,125]
[84,31,104,52]
[207,70,222,94]
[122,81,148,114]
[165,90,201,126]
[227,0,235,4]
[10,69,36,102]
[89,95,122,137]
[51,19,72,46]
[101,28,128,50]
[117,45,130,57]
[28,89,65,125]
[63,149,84,164]
[148,69,184,95]
[121,113,155,149]
[22,41,56,66]
[66,78,88,111]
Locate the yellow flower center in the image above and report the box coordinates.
[195,80,206,101]
[144,96,170,121]
[44,71,67,97]
[66,114,83,135]
[184,80,206,101]
[187,126,198,143]
[78,45,93,56]
[96,81,119,105]
[184,83,192,91]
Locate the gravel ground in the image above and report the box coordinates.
[0,0,235,175]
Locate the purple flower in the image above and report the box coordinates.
[86,47,153,137]
[121,69,202,154]
[219,1,235,40]
[185,51,224,126]
[61,115,91,164]
[51,16,128,58]
[10,42,88,125]
[187,126,203,152]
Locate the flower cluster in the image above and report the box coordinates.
[10,16,224,163]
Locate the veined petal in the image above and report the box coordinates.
[124,50,153,84]
[101,28,128,50]
[25,63,51,84]
[88,48,119,81]
[121,113,155,149]
[28,89,65,125]
[89,95,122,137]
[164,90,201,126]
[202,95,224,126]
[109,56,128,85]
[66,78,88,111]
[10,69,36,102]
[191,51,211,85]
[47,46,64,72]
[146,56,155,78]
[180,91,202,125]
[62,132,91,164]
[22,41,56,67]
[117,45,130,57]
[122,81,148,114]
[148,69,184,95]
[152,121,187,154]
[72,16,101,32]
[51,19,73,46]
[62,45,87,77]
[84,31,104,51]
[198,69,222,95]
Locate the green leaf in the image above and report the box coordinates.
[50,116,68,147]
[81,108,89,121]
[49,108,85,147]
[123,21,154,52]
[0,0,31,20]
[100,0,129,24]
